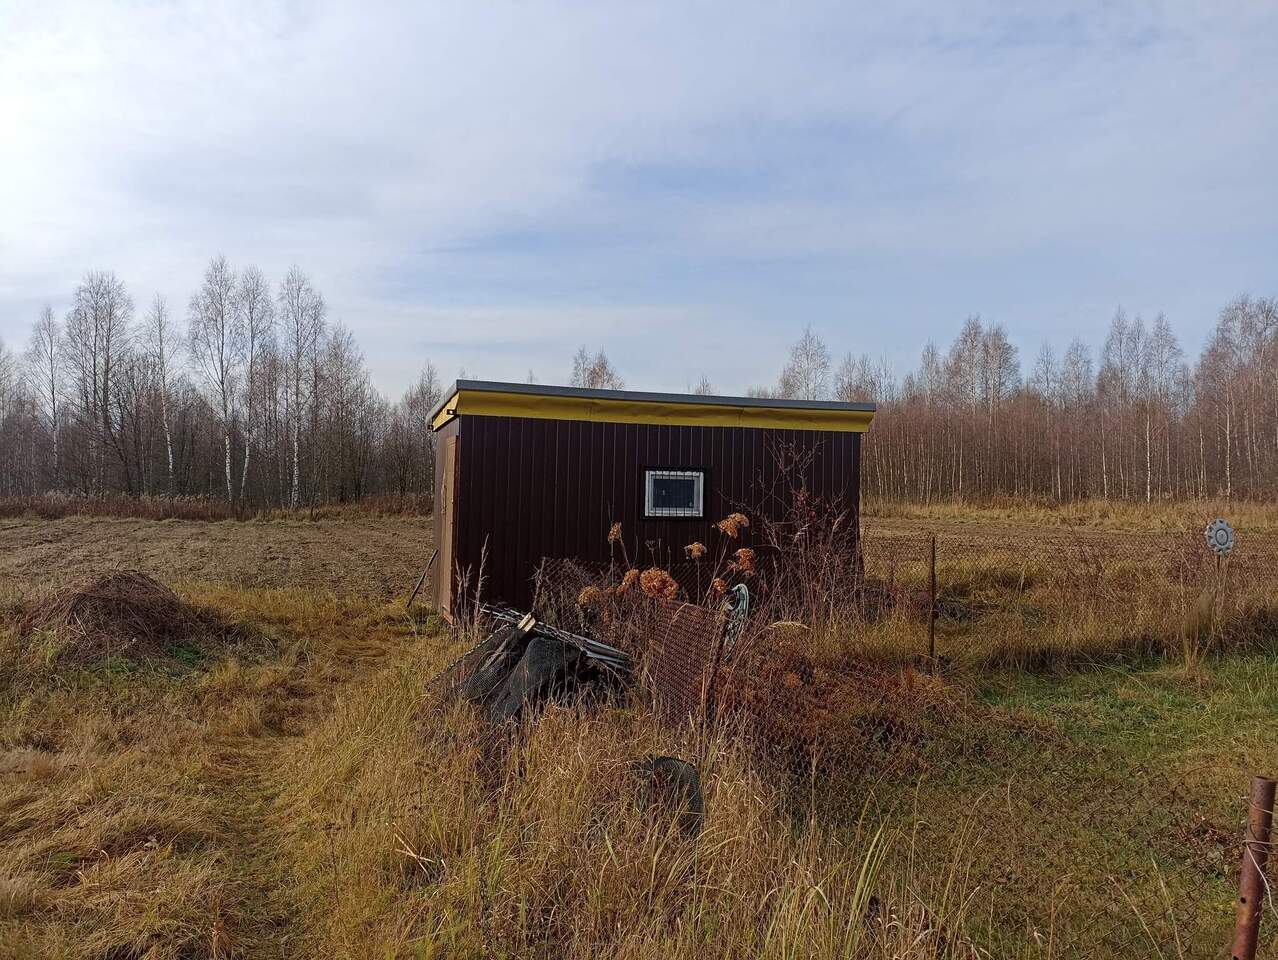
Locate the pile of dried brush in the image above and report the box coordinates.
[19,570,243,667]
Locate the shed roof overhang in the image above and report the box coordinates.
[429,380,876,433]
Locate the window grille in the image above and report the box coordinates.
[644,469,704,518]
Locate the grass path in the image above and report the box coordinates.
[182,585,443,957]
[203,736,305,954]
[0,579,444,959]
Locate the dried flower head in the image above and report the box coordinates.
[684,541,707,560]
[715,512,750,538]
[617,569,640,595]
[711,577,728,595]
[734,547,756,573]
[577,585,607,608]
[639,567,680,601]
[607,522,622,544]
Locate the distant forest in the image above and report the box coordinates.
[0,259,441,507]
[0,257,1274,506]
[755,300,1278,503]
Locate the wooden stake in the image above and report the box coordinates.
[407,548,439,610]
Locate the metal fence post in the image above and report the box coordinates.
[928,534,937,665]
[1231,775,1276,960]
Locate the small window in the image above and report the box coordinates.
[644,469,704,518]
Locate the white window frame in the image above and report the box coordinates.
[644,469,705,518]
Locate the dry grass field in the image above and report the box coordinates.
[0,517,440,959]
[1,512,1275,959]
[865,496,1278,531]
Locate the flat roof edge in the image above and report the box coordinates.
[427,379,877,424]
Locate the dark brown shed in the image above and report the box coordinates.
[428,380,876,617]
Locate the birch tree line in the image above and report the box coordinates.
[759,295,1278,502]
[3,268,1276,505]
[0,259,442,506]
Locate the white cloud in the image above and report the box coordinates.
[1,0,1275,391]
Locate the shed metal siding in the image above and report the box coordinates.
[445,414,860,613]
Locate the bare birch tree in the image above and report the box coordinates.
[25,306,62,485]
[187,255,242,502]
[236,266,274,500]
[777,326,831,400]
[570,347,624,389]
[278,266,326,507]
[62,272,133,493]
[0,337,15,422]
[141,296,179,491]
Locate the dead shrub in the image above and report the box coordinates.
[638,567,680,601]
[716,645,1015,797]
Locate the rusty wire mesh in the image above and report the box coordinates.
[515,516,1278,957]
[529,558,724,727]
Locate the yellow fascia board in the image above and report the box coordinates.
[432,392,461,430]
[432,389,873,433]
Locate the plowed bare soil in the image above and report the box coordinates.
[0,517,431,598]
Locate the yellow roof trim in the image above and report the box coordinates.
[432,393,460,430]
[431,389,874,433]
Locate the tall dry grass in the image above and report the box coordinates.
[846,547,1278,672]
[0,650,254,959]
[274,644,1014,959]
[0,564,1038,958]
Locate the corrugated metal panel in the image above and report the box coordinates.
[444,415,861,613]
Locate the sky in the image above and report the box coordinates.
[1,0,1276,396]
